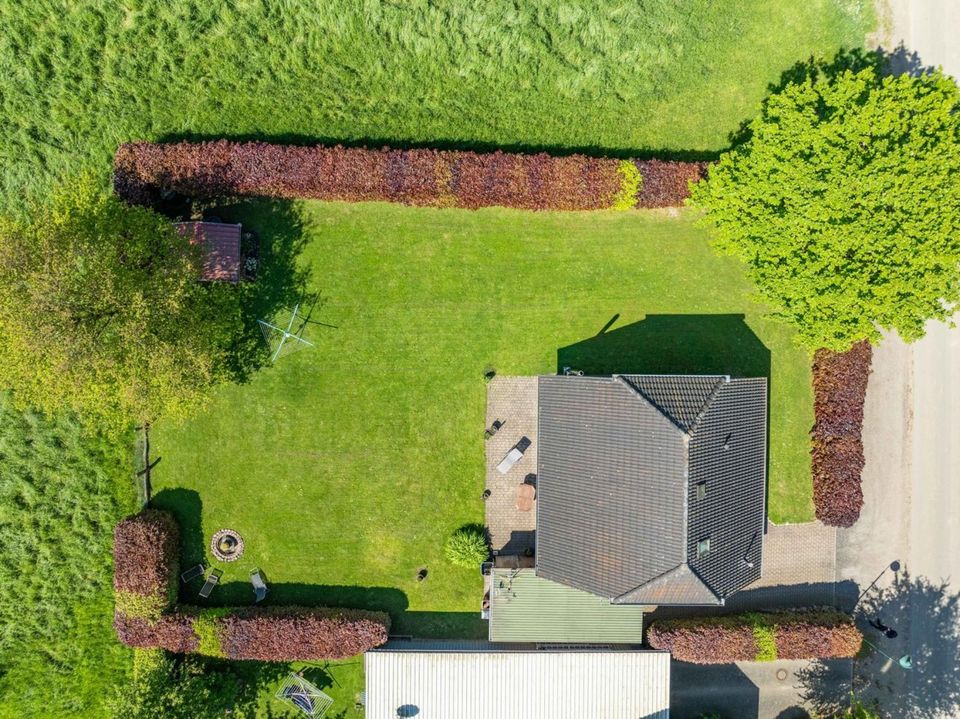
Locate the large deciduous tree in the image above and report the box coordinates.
[690,62,960,351]
[0,177,240,428]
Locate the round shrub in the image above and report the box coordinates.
[444,526,489,568]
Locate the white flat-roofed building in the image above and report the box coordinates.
[364,641,670,719]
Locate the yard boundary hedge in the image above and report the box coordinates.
[647,610,862,664]
[112,509,390,660]
[811,341,873,528]
[114,141,706,211]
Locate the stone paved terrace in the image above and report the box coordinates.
[649,520,848,620]
[484,376,538,555]
[724,520,851,611]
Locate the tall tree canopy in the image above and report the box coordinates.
[0,178,241,428]
[690,62,960,351]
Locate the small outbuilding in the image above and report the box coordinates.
[174,221,242,283]
[488,568,645,643]
[364,642,670,719]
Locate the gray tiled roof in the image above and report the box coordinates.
[536,374,767,605]
[612,564,719,605]
[620,375,726,433]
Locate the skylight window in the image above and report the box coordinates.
[696,481,707,500]
[697,537,711,557]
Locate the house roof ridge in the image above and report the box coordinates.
[613,374,689,436]
[686,374,731,436]
[610,562,722,606]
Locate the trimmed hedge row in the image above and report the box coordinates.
[811,340,873,528]
[114,606,390,660]
[647,610,862,664]
[113,510,180,621]
[113,141,705,211]
[218,606,391,661]
[112,509,390,660]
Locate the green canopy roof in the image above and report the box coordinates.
[489,569,644,643]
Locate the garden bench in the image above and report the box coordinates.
[180,563,205,584]
[496,437,531,475]
[198,568,223,599]
[251,568,269,603]
[496,447,523,474]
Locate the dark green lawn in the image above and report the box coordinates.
[151,201,814,648]
[0,1,871,212]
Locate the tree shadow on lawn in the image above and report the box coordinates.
[203,199,313,383]
[156,130,720,163]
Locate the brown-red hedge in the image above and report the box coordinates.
[113,509,180,607]
[775,614,863,660]
[648,610,862,664]
[112,509,390,660]
[811,341,873,527]
[113,141,705,210]
[218,606,391,661]
[647,616,758,663]
[113,611,199,654]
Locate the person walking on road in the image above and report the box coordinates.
[869,616,899,639]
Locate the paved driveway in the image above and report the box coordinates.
[671,659,853,719]
[835,5,960,717]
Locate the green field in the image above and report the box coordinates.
[0,395,133,719]
[151,201,815,646]
[0,2,873,714]
[1,0,871,212]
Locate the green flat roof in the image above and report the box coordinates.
[489,569,645,643]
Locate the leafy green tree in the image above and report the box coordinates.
[107,649,254,719]
[690,62,960,351]
[0,177,241,429]
[848,698,882,718]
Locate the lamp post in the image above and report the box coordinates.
[854,560,901,608]
[861,636,913,670]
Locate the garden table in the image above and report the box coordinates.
[516,483,536,512]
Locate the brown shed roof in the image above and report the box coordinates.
[174,221,242,283]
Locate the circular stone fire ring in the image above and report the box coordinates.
[211,528,245,562]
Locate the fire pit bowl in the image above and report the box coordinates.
[210,528,245,562]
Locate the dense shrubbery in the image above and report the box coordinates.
[774,612,863,660]
[112,509,391,660]
[107,648,263,719]
[648,614,758,662]
[114,141,704,211]
[647,610,862,664]
[444,525,490,567]
[114,612,200,654]
[613,159,643,210]
[811,341,872,527]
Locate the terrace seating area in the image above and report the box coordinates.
[484,376,538,557]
